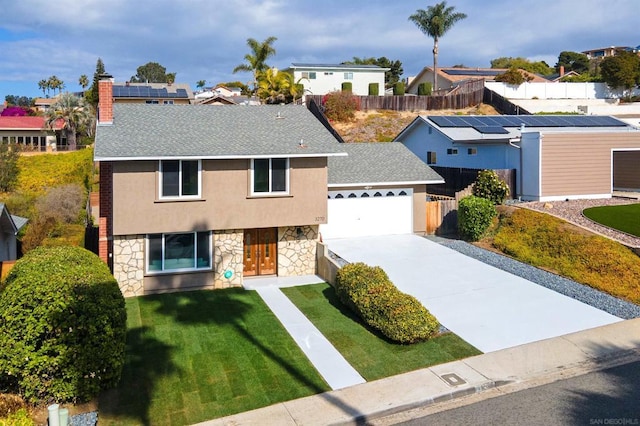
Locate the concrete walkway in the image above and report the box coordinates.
[246,276,365,390]
[325,234,621,353]
[194,318,640,426]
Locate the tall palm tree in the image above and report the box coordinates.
[196,80,206,91]
[38,79,48,97]
[78,74,89,92]
[45,93,93,150]
[409,1,467,91]
[233,36,278,95]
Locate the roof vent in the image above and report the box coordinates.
[276,111,284,119]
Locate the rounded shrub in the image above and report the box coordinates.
[458,195,497,241]
[368,82,379,96]
[335,262,439,343]
[393,82,405,95]
[418,82,432,96]
[472,169,510,205]
[0,246,127,404]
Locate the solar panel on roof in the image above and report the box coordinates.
[429,116,457,127]
[461,116,486,127]
[472,126,509,134]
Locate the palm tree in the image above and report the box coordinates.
[257,68,290,104]
[196,80,206,91]
[45,93,93,150]
[38,79,48,97]
[409,1,467,91]
[78,74,89,93]
[233,36,278,95]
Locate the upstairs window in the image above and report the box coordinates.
[160,160,201,199]
[252,158,289,195]
[447,148,458,155]
[427,151,437,164]
[344,72,353,80]
[302,71,316,80]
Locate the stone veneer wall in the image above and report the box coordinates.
[278,225,318,276]
[113,235,145,297]
[213,229,244,288]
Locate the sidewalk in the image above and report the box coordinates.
[194,318,640,426]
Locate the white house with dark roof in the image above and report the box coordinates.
[394,115,640,201]
[94,76,442,296]
[286,63,388,96]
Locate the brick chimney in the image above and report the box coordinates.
[98,73,114,125]
[559,65,565,77]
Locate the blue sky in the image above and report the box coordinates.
[1,0,638,100]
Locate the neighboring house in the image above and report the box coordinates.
[196,95,238,105]
[394,114,640,201]
[0,116,63,151]
[547,66,582,82]
[95,76,347,296]
[321,143,443,239]
[0,203,27,262]
[112,82,194,105]
[34,97,57,113]
[213,85,242,97]
[582,45,640,60]
[406,67,549,94]
[285,63,389,96]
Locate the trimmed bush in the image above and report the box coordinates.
[458,195,497,241]
[368,82,379,96]
[322,90,360,122]
[341,82,352,92]
[0,246,126,404]
[335,263,439,343]
[473,170,510,205]
[418,82,432,96]
[393,82,405,95]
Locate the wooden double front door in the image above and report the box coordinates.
[243,228,277,276]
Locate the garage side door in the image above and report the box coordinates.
[320,189,413,239]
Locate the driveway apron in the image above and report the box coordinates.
[325,234,621,353]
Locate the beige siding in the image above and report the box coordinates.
[112,157,328,235]
[613,151,640,190]
[541,132,640,197]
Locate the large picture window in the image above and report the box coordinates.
[252,158,289,195]
[160,160,200,199]
[147,231,211,273]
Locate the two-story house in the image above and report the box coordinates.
[95,76,348,296]
[95,74,444,297]
[286,63,388,96]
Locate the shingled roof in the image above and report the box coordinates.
[94,104,347,160]
[328,142,443,186]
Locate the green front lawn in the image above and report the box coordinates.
[281,283,481,381]
[98,289,329,426]
[583,203,640,237]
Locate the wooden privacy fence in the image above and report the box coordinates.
[425,199,458,235]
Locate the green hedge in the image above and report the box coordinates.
[335,263,439,343]
[0,246,126,404]
[418,82,432,96]
[368,82,379,96]
[458,195,497,241]
[393,82,405,95]
[341,82,352,92]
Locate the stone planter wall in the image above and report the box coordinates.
[278,225,318,276]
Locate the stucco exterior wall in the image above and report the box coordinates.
[110,157,328,235]
[291,67,386,96]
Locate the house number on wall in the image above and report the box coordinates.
[315,216,325,222]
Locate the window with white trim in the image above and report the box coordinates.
[302,71,316,79]
[344,72,353,80]
[159,159,201,199]
[147,231,211,273]
[251,158,289,194]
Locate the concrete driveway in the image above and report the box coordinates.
[325,234,621,353]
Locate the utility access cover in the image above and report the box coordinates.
[440,373,466,387]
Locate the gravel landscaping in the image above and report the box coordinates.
[427,235,640,320]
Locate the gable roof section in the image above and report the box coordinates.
[0,203,25,235]
[328,142,443,187]
[94,104,347,160]
[395,115,636,144]
[0,116,63,130]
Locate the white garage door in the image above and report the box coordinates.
[320,188,413,239]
